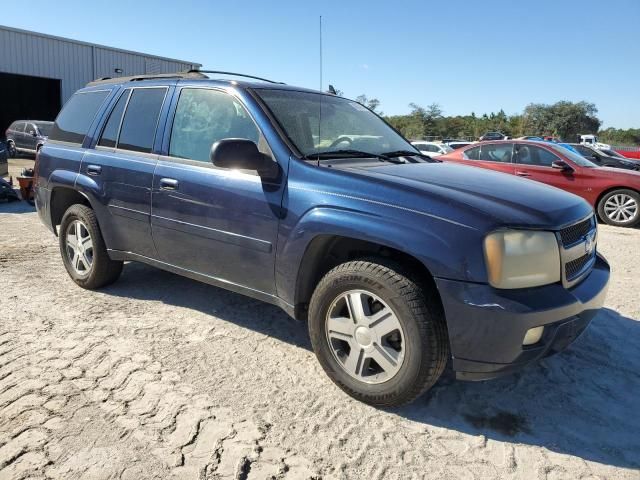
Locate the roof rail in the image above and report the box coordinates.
[86,71,208,86]
[187,70,285,84]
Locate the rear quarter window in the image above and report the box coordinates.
[49,90,110,145]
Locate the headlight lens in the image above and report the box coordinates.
[484,230,561,289]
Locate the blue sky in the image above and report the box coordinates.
[4,0,639,128]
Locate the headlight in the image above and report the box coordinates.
[484,230,560,289]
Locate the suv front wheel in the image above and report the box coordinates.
[59,204,123,289]
[308,260,449,407]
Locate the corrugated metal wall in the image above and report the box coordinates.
[0,25,200,104]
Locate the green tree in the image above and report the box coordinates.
[355,94,383,115]
[523,101,600,140]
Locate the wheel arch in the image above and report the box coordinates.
[292,234,442,322]
[49,186,92,236]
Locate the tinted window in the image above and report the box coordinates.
[515,145,559,167]
[417,144,439,153]
[479,143,513,162]
[169,88,260,162]
[98,90,130,148]
[574,145,592,156]
[49,91,110,144]
[464,146,480,160]
[117,88,166,153]
[10,122,24,132]
[35,122,52,136]
[25,123,36,135]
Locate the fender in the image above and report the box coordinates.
[275,205,486,306]
[47,171,113,244]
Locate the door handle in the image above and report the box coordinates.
[160,178,179,190]
[87,165,102,176]
[515,171,531,177]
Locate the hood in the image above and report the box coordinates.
[597,165,640,178]
[344,161,592,230]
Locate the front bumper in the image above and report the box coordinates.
[435,253,610,381]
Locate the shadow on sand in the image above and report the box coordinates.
[104,262,639,470]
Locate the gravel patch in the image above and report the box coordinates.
[1,204,638,479]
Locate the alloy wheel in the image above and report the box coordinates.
[325,290,405,384]
[65,220,94,275]
[604,193,638,223]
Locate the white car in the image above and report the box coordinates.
[411,141,453,157]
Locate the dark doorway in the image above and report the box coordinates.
[0,72,61,139]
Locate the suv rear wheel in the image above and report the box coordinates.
[597,189,640,227]
[59,204,123,289]
[308,259,448,407]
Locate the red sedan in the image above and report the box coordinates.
[438,140,640,228]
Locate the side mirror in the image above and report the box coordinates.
[551,160,574,172]
[210,139,276,176]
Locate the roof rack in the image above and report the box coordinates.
[86,71,208,86]
[187,70,285,84]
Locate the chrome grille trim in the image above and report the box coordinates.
[557,214,597,288]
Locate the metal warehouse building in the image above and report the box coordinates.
[0,25,200,135]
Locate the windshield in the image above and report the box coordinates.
[255,89,417,158]
[549,144,598,167]
[35,122,53,136]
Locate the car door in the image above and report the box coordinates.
[83,85,170,258]
[24,123,38,151]
[13,122,26,149]
[513,144,584,197]
[151,86,285,295]
[457,143,515,175]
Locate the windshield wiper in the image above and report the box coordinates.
[381,150,438,162]
[302,149,405,163]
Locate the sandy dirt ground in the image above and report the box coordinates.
[0,200,639,479]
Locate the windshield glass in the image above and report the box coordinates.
[35,122,53,136]
[549,144,598,167]
[255,89,417,157]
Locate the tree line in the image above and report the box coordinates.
[349,94,638,146]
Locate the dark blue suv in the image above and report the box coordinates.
[34,71,610,406]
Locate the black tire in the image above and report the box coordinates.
[597,189,640,228]
[59,204,123,289]
[7,141,16,158]
[308,259,449,407]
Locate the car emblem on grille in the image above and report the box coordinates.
[584,233,594,255]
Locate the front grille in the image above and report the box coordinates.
[565,253,593,280]
[559,216,594,247]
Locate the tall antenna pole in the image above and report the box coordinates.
[318,15,323,166]
[319,15,323,91]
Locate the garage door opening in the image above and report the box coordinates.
[0,72,61,139]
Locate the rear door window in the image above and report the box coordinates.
[117,88,167,153]
[464,146,481,160]
[479,143,513,162]
[49,90,110,145]
[98,90,131,148]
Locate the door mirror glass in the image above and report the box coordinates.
[210,138,275,176]
[551,160,573,172]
